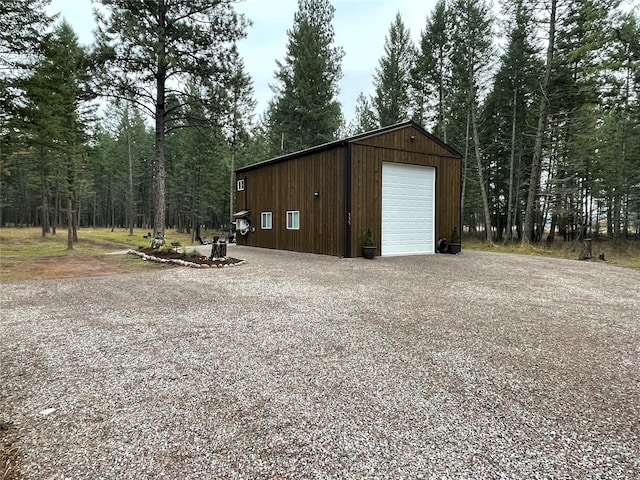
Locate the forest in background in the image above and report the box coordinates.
[1,0,638,248]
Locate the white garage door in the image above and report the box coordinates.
[381,162,435,256]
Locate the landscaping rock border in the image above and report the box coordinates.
[126,249,246,268]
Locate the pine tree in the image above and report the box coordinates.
[0,0,53,69]
[267,0,344,155]
[549,0,614,241]
[482,0,541,242]
[18,20,92,246]
[348,93,378,135]
[89,113,154,231]
[450,0,494,245]
[522,0,558,245]
[596,10,640,237]
[222,46,256,229]
[94,0,249,239]
[412,0,450,136]
[0,0,54,222]
[115,105,152,234]
[372,13,415,127]
[527,0,620,243]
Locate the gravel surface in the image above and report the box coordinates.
[1,247,639,479]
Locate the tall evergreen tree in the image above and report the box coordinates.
[550,0,620,241]
[595,10,640,237]
[267,0,344,155]
[223,45,256,228]
[94,0,249,239]
[89,112,154,231]
[115,105,153,234]
[348,92,378,135]
[482,0,541,242]
[0,0,54,223]
[522,0,558,245]
[0,0,48,51]
[19,20,92,247]
[412,0,450,136]
[0,0,53,75]
[165,92,224,237]
[450,0,494,244]
[372,12,415,127]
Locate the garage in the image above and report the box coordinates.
[381,162,436,256]
[235,120,461,257]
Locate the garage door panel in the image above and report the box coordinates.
[381,163,435,256]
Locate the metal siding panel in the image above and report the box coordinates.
[237,147,344,255]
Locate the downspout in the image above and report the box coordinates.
[459,156,463,244]
[343,142,352,258]
[243,175,247,210]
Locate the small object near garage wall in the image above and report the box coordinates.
[235,120,462,257]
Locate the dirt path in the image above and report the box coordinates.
[0,252,164,282]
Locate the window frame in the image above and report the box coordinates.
[236,179,245,191]
[286,210,300,230]
[261,211,273,230]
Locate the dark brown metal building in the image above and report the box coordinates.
[234,120,461,257]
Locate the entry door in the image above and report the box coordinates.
[381,162,435,256]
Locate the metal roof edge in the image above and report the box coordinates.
[235,138,348,173]
[235,120,461,173]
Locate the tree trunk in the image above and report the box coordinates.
[466,46,493,246]
[522,0,557,245]
[461,110,471,222]
[66,196,73,250]
[41,159,49,237]
[470,106,493,246]
[229,146,235,234]
[153,105,166,239]
[127,124,135,236]
[67,155,75,248]
[613,193,621,237]
[153,3,167,239]
[52,181,59,235]
[73,194,78,242]
[505,89,517,244]
[623,192,629,236]
[438,57,446,143]
[548,212,557,243]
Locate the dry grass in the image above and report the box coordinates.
[463,234,640,270]
[0,227,197,257]
[0,228,212,281]
[0,421,21,480]
[0,445,21,480]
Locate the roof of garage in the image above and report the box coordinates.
[235,120,462,174]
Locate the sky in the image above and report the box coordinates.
[48,0,440,124]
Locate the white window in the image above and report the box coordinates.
[261,212,272,230]
[237,179,245,191]
[286,211,300,230]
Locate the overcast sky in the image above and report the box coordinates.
[48,0,440,124]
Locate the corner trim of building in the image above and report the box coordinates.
[343,143,352,258]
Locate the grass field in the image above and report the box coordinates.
[0,228,222,282]
[0,227,200,257]
[1,228,638,282]
[462,234,640,270]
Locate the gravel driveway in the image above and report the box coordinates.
[1,247,639,479]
